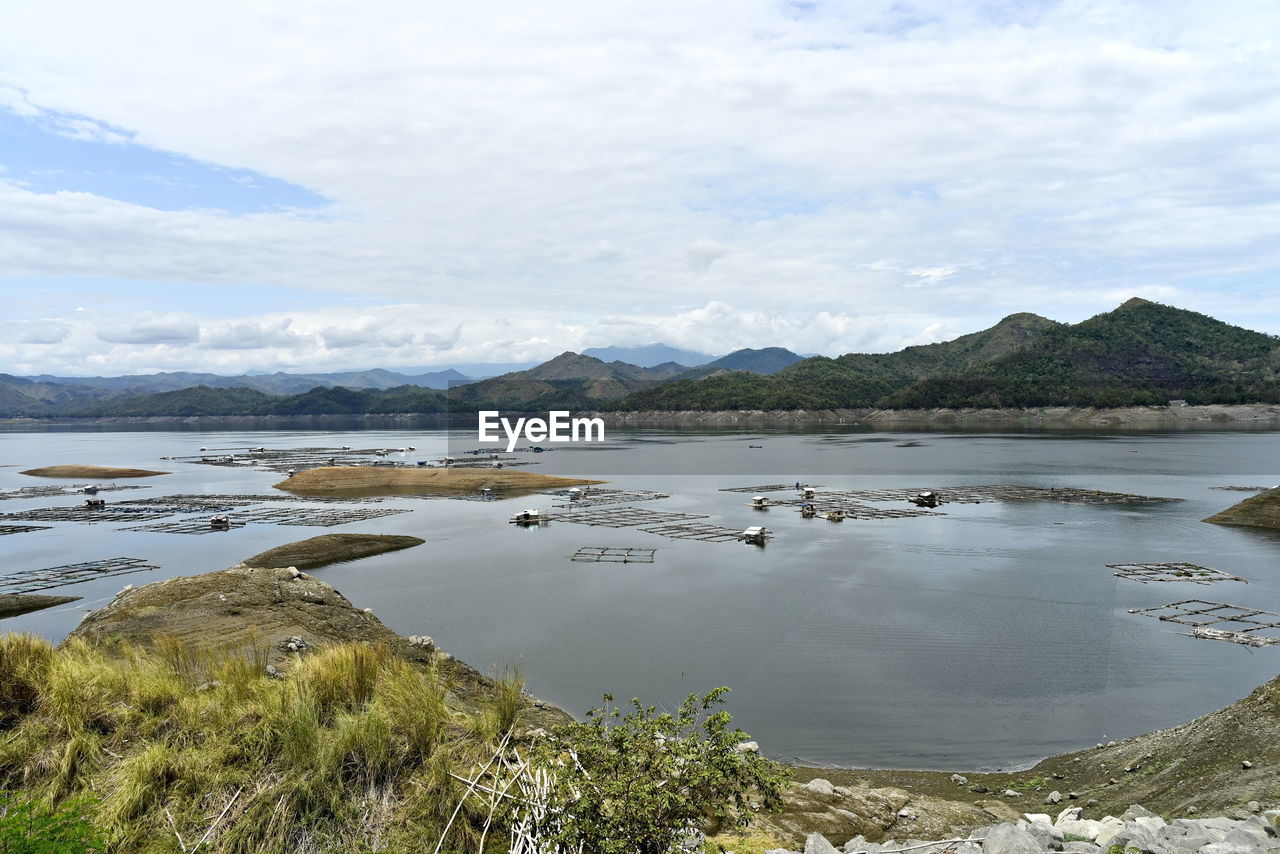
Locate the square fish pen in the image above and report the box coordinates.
[547,488,671,508]
[1129,599,1280,646]
[0,505,177,523]
[123,519,248,535]
[1108,562,1246,584]
[0,484,150,500]
[0,525,49,536]
[571,547,658,563]
[718,484,814,494]
[234,507,411,527]
[0,557,159,594]
[545,507,709,528]
[638,523,746,543]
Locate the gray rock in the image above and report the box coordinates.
[1019,818,1063,851]
[952,774,970,785]
[1122,805,1157,821]
[1093,817,1127,848]
[1248,802,1262,814]
[1243,761,1254,769]
[1003,789,1022,798]
[971,785,991,794]
[1056,818,1102,841]
[1222,826,1269,848]
[1201,844,1261,854]
[805,833,842,854]
[1047,791,1063,805]
[1062,844,1100,854]
[802,778,836,798]
[766,849,801,854]
[982,823,1043,854]
[735,740,760,753]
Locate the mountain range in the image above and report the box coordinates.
[2,300,1277,417]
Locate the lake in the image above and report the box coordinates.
[2,423,1279,770]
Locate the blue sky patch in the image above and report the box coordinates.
[0,106,328,214]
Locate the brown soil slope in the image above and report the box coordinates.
[66,566,568,727]
[242,533,424,569]
[1205,486,1280,529]
[20,464,167,478]
[274,465,603,495]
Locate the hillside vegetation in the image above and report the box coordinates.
[5,300,1279,418]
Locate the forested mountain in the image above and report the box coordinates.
[882,299,1280,407]
[617,311,1060,410]
[676,347,804,380]
[4,300,1277,418]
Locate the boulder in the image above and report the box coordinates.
[805,834,842,854]
[981,823,1043,854]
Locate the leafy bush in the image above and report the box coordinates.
[509,687,789,854]
[0,792,103,854]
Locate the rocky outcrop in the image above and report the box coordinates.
[765,805,1280,854]
[757,778,1024,846]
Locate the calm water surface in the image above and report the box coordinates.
[2,425,1279,770]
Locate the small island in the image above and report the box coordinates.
[242,533,425,570]
[19,464,168,479]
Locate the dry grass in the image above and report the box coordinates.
[273,465,604,496]
[241,534,425,570]
[0,633,520,853]
[19,464,168,478]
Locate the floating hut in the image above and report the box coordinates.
[799,502,816,518]
[83,498,106,510]
[909,490,941,508]
[210,514,231,530]
[825,509,845,521]
[748,495,770,509]
[510,509,545,525]
[738,525,770,545]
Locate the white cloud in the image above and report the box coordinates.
[10,321,71,344]
[0,0,1277,374]
[96,312,200,344]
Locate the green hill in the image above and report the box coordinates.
[884,299,1280,408]
[616,311,1060,410]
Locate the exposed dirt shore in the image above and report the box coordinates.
[600,403,1280,429]
[273,465,604,495]
[19,464,169,478]
[242,533,425,569]
[0,593,80,619]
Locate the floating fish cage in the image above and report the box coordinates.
[544,507,709,528]
[1108,562,1247,585]
[1129,599,1280,646]
[571,546,657,563]
[124,519,248,535]
[0,525,49,536]
[1,505,177,523]
[0,484,150,501]
[546,488,670,508]
[0,557,159,594]
[719,484,815,494]
[637,523,745,543]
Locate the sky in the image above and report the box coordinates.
[0,0,1277,376]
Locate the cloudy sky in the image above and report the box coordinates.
[1,0,1277,376]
